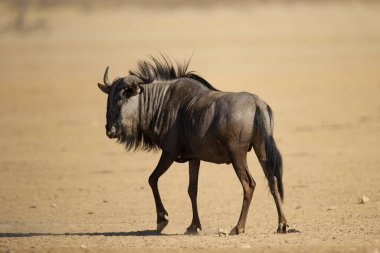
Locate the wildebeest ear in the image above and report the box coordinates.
[98,83,110,94]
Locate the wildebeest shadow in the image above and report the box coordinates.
[0,230,177,238]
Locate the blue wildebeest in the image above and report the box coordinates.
[97,56,287,235]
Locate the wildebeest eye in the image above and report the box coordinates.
[120,88,131,98]
[117,100,123,106]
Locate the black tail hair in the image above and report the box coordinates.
[254,105,284,201]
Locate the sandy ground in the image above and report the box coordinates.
[0,1,380,252]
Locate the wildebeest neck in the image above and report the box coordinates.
[126,78,210,151]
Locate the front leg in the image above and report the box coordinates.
[185,159,202,235]
[148,152,174,233]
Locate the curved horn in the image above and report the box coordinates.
[103,66,111,86]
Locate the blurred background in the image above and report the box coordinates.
[0,0,379,250]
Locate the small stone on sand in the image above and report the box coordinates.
[80,244,87,249]
[218,228,228,236]
[51,204,57,208]
[359,195,369,204]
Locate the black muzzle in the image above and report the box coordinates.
[106,125,119,139]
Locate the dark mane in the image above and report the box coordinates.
[129,56,219,91]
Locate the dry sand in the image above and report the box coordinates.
[0,1,380,252]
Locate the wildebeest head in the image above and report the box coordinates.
[98,67,144,139]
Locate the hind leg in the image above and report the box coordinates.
[254,142,288,233]
[185,159,202,235]
[229,151,256,235]
[267,173,288,233]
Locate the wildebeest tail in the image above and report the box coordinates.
[254,105,284,201]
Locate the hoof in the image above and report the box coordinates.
[157,219,168,233]
[229,226,244,235]
[185,225,200,235]
[276,222,288,234]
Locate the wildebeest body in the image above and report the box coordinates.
[98,56,288,235]
[131,79,264,164]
